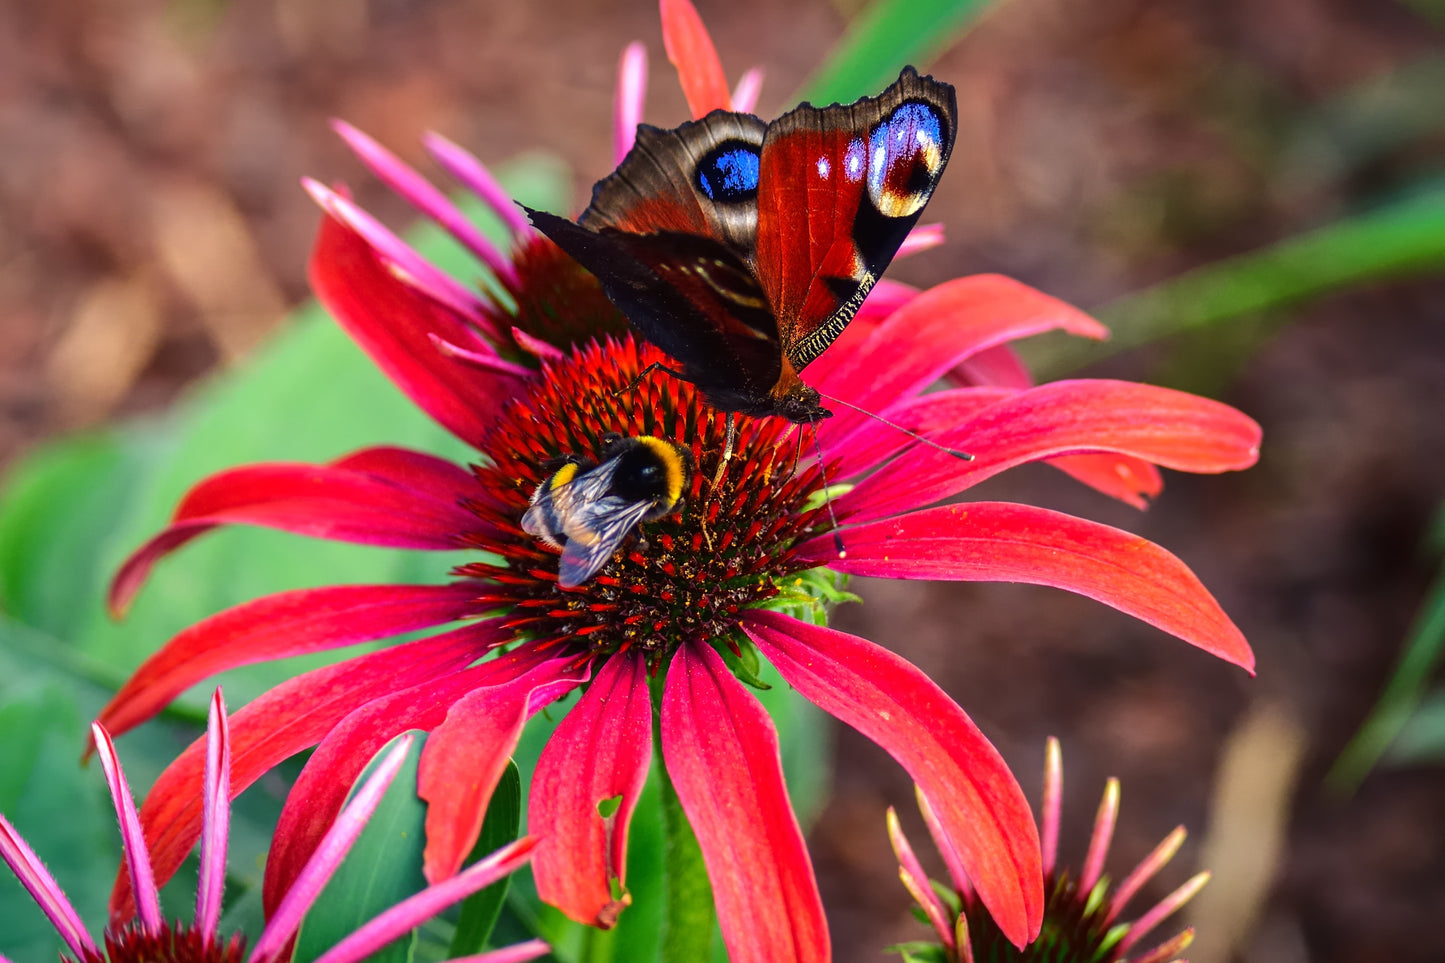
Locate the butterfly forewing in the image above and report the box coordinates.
[582,112,766,253]
[755,67,957,371]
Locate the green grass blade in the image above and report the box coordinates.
[798,0,994,106]
[1026,187,1445,376]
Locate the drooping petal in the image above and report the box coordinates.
[530,650,653,928]
[262,644,562,912]
[829,385,1014,479]
[614,42,648,164]
[332,121,517,284]
[98,582,483,739]
[660,643,828,963]
[195,690,230,939]
[110,622,503,919]
[946,342,1033,390]
[0,815,98,958]
[419,658,588,883]
[108,447,483,615]
[422,132,533,238]
[800,502,1254,670]
[815,275,1109,444]
[251,735,416,963]
[1047,452,1163,510]
[837,379,1262,522]
[660,0,731,117]
[305,179,499,339]
[311,839,541,963]
[308,202,526,447]
[743,610,1043,948]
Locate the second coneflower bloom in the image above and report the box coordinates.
[94,3,1259,961]
[888,738,1207,963]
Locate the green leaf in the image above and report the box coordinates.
[293,737,429,963]
[0,157,571,725]
[1025,187,1445,377]
[0,667,117,960]
[799,0,994,106]
[450,761,524,955]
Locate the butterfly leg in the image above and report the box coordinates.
[613,361,688,399]
[711,412,737,488]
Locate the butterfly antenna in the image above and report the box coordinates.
[819,392,974,461]
[711,412,737,489]
[811,426,846,559]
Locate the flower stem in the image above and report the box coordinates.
[657,742,716,962]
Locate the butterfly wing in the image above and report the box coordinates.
[523,211,784,413]
[754,66,958,371]
[581,112,767,252]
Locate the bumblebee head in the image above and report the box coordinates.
[609,436,690,513]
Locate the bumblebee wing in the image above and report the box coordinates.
[522,458,592,548]
[556,495,656,588]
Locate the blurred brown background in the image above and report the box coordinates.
[1,0,1442,960]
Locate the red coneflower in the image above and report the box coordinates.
[887,738,1208,963]
[94,3,1258,961]
[2,690,544,963]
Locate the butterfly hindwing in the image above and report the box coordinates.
[524,209,783,409]
[755,66,957,370]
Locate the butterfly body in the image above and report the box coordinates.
[526,66,957,426]
[522,435,691,587]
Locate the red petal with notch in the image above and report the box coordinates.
[310,210,524,447]
[419,658,588,883]
[838,379,1261,523]
[97,582,482,741]
[815,275,1109,445]
[531,650,653,928]
[1048,453,1163,509]
[948,342,1035,390]
[802,502,1254,671]
[743,610,1043,948]
[109,621,504,920]
[661,643,828,963]
[108,447,482,616]
[660,0,731,117]
[261,645,575,912]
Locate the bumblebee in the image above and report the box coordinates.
[522,434,692,587]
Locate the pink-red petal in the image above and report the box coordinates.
[530,650,653,928]
[309,208,524,447]
[743,610,1043,948]
[96,582,483,741]
[108,447,482,615]
[815,275,1109,445]
[261,645,566,913]
[419,659,588,883]
[660,643,828,963]
[1048,452,1163,510]
[110,622,505,920]
[801,502,1254,671]
[660,0,732,117]
[838,379,1261,523]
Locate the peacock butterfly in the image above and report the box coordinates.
[525,66,957,435]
